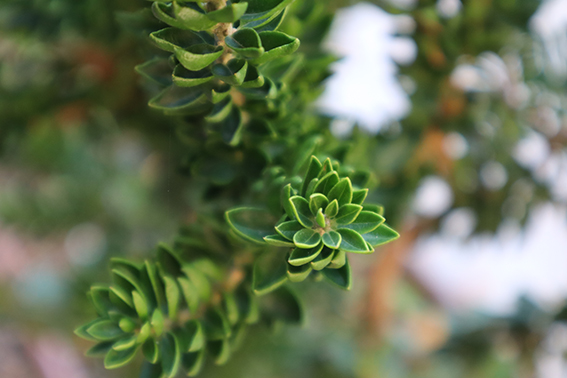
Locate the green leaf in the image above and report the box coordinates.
[362,224,400,246]
[352,189,369,205]
[211,83,232,104]
[318,158,333,178]
[145,261,165,309]
[85,342,113,357]
[252,252,288,295]
[334,204,363,225]
[211,106,243,146]
[314,171,339,196]
[225,207,276,244]
[185,320,205,352]
[113,335,138,351]
[264,234,295,247]
[287,262,312,282]
[240,65,265,88]
[337,229,371,253]
[87,319,124,341]
[140,361,163,378]
[161,332,181,378]
[255,9,285,32]
[104,345,139,369]
[263,286,303,326]
[223,292,240,325]
[322,231,341,249]
[310,247,334,270]
[305,178,319,198]
[288,243,323,266]
[149,28,206,53]
[322,259,352,290]
[338,211,384,234]
[205,97,232,123]
[363,204,384,215]
[172,2,217,30]
[252,31,300,65]
[163,275,180,320]
[183,349,206,376]
[212,59,248,86]
[309,193,329,215]
[203,309,231,340]
[316,208,326,228]
[301,156,323,195]
[149,85,211,116]
[118,317,137,333]
[327,178,353,207]
[289,196,313,227]
[137,322,151,345]
[175,44,223,71]
[132,291,149,320]
[182,264,212,301]
[151,309,164,337]
[143,338,160,364]
[226,28,264,59]
[109,285,134,308]
[325,199,339,218]
[241,0,294,24]
[172,65,213,87]
[293,228,321,249]
[235,287,260,324]
[328,250,346,269]
[281,183,296,220]
[206,2,248,22]
[237,77,278,99]
[209,339,231,365]
[274,220,302,241]
[75,319,102,342]
[135,58,172,86]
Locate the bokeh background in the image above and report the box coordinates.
[2,0,567,377]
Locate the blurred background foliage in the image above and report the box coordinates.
[2,0,567,377]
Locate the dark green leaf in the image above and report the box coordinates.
[104,344,139,369]
[309,193,329,215]
[338,211,384,234]
[241,0,294,24]
[351,189,369,205]
[334,204,363,225]
[274,220,303,241]
[183,349,206,376]
[172,65,213,87]
[281,183,296,220]
[264,234,295,247]
[292,228,321,249]
[212,59,248,86]
[226,27,264,59]
[301,156,323,195]
[85,342,113,357]
[252,252,288,295]
[289,196,313,227]
[327,178,353,207]
[149,85,211,115]
[223,292,239,325]
[225,207,276,244]
[162,275,180,320]
[337,229,371,253]
[208,339,231,365]
[314,171,339,196]
[328,249,346,269]
[310,247,334,270]
[322,230,341,249]
[287,262,312,282]
[86,319,125,341]
[161,332,181,378]
[206,2,248,22]
[322,258,352,290]
[362,224,400,246]
[175,44,223,71]
[240,65,265,88]
[135,58,172,86]
[203,309,231,340]
[143,338,160,364]
[149,27,206,53]
[325,199,339,218]
[252,31,300,65]
[172,2,217,30]
[113,335,138,351]
[185,320,205,352]
[288,243,323,266]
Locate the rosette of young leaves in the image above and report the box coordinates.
[137,0,300,146]
[226,156,399,293]
[74,244,260,377]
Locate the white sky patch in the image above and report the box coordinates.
[317,3,414,135]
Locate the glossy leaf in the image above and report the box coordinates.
[206,2,248,23]
[334,204,363,225]
[309,193,329,215]
[328,249,346,269]
[274,220,303,241]
[351,188,369,205]
[175,44,223,71]
[310,247,334,270]
[252,252,288,295]
[209,339,231,365]
[288,243,323,266]
[149,28,205,53]
[264,233,295,247]
[337,229,371,253]
[302,156,323,195]
[287,262,312,282]
[314,171,339,196]
[362,224,400,246]
[172,2,217,30]
[172,65,213,87]
[289,196,313,227]
[183,349,206,376]
[212,59,248,86]
[252,31,300,65]
[293,228,321,249]
[226,27,264,59]
[324,199,339,218]
[86,319,124,341]
[322,230,341,249]
[338,211,384,234]
[327,178,353,207]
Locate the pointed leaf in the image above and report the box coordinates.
[212,59,248,86]
[288,243,323,266]
[86,319,124,341]
[316,208,326,228]
[334,204,363,225]
[225,207,276,244]
[325,199,339,218]
[151,308,164,337]
[281,183,296,220]
[85,342,113,357]
[337,229,371,253]
[314,171,339,196]
[226,27,264,59]
[132,291,149,320]
[175,44,223,71]
[161,332,181,378]
[352,189,369,205]
[362,224,400,246]
[327,178,353,207]
[143,338,160,364]
[287,262,312,282]
[322,259,352,290]
[149,27,206,53]
[264,234,295,247]
[309,193,329,215]
[148,85,210,115]
[185,320,205,352]
[113,335,138,351]
[209,339,231,365]
[338,211,385,234]
[289,196,313,227]
[203,309,231,340]
[104,345,139,369]
[275,220,303,241]
[301,156,323,195]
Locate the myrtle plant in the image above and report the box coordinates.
[74,1,399,377]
